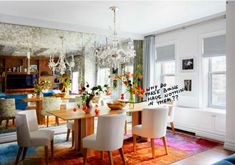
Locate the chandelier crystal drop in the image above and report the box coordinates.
[48,36,75,75]
[94,6,136,68]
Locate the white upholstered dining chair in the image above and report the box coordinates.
[132,107,169,158]
[82,114,126,165]
[41,97,62,127]
[15,110,54,165]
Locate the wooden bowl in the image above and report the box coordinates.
[107,103,124,110]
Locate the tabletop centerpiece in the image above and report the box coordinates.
[79,83,109,113]
[34,80,51,98]
[115,65,145,108]
[59,74,71,97]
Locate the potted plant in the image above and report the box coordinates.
[79,83,109,113]
[114,65,144,108]
[34,80,51,98]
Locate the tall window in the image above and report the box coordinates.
[203,34,226,109]
[161,61,175,87]
[97,67,110,86]
[208,56,226,108]
[72,72,79,93]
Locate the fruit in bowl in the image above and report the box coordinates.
[107,100,126,110]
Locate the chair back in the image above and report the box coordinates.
[75,96,83,108]
[16,110,38,147]
[42,97,62,115]
[0,99,16,118]
[96,114,126,151]
[142,107,169,138]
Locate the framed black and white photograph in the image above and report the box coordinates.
[182,58,194,71]
[184,79,192,92]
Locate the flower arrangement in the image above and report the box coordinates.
[114,65,144,101]
[79,83,109,110]
[59,74,71,93]
[34,80,51,94]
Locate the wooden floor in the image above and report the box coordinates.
[172,144,234,165]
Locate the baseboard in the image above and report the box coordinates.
[196,131,225,142]
[175,122,225,142]
[224,139,235,151]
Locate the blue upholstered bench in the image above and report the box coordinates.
[212,153,235,165]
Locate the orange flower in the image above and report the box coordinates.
[138,93,143,97]
[126,72,131,78]
[132,73,136,77]
[133,91,136,94]
[138,75,143,79]
[141,88,145,93]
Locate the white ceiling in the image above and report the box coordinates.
[0,1,226,37]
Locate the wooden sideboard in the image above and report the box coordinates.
[0,56,57,93]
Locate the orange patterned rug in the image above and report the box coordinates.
[0,131,220,165]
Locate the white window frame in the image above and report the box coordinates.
[208,57,226,109]
[160,61,176,85]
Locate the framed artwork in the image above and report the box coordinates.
[184,79,192,92]
[181,57,194,71]
[30,65,38,72]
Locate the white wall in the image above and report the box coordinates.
[155,17,226,141]
[225,1,235,151]
[156,18,225,108]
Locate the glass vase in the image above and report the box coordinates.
[85,100,93,114]
[129,92,135,109]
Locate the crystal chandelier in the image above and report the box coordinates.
[94,6,136,68]
[48,36,75,75]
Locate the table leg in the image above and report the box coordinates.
[74,117,95,155]
[36,100,44,125]
[132,111,141,127]
[74,119,80,151]
[132,111,147,142]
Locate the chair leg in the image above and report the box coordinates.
[101,151,104,160]
[15,146,23,165]
[44,146,48,165]
[66,128,71,141]
[151,138,155,158]
[51,140,54,158]
[83,148,87,165]
[133,134,137,152]
[162,136,168,155]
[108,151,113,165]
[124,120,127,135]
[21,147,28,160]
[0,119,2,125]
[72,130,74,148]
[119,148,126,164]
[170,122,176,134]
[5,118,9,129]
[47,116,49,127]
[56,117,59,125]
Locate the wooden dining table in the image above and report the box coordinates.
[47,102,148,154]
